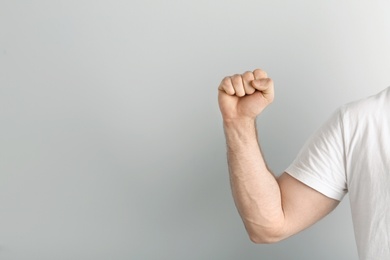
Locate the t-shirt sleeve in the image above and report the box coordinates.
[285,108,348,201]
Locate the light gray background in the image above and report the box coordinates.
[1,0,390,259]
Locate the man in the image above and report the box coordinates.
[218,69,390,259]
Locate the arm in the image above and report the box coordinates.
[218,69,339,243]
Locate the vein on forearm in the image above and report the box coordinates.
[224,121,284,229]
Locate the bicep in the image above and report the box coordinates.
[277,172,340,239]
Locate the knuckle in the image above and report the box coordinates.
[242,71,254,81]
[226,84,235,94]
[219,77,235,95]
[231,74,242,83]
[222,76,231,85]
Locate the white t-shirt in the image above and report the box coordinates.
[286,87,390,260]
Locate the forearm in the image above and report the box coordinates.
[224,119,285,243]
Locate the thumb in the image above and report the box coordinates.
[251,78,275,101]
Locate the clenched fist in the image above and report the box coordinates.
[218,69,274,122]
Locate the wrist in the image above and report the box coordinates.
[223,117,257,129]
[223,117,258,144]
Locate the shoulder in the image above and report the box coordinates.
[340,87,390,121]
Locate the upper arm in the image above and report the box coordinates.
[273,109,347,240]
[276,172,340,240]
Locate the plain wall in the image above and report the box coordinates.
[1,0,390,259]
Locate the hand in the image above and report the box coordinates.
[218,69,274,122]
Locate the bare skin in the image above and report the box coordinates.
[218,69,340,243]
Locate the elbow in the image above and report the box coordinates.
[249,233,283,244]
[247,225,286,244]
[249,234,283,244]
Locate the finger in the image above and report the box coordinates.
[218,76,235,95]
[231,74,245,97]
[251,78,273,92]
[251,78,274,102]
[253,68,268,80]
[242,71,256,95]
